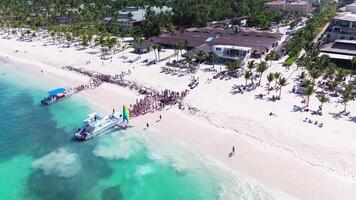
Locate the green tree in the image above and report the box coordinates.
[341,84,353,113]
[335,68,347,82]
[309,70,321,85]
[225,60,241,74]
[324,64,335,79]
[152,43,158,61]
[244,70,253,86]
[330,80,339,94]
[107,38,117,53]
[157,44,162,61]
[209,53,218,68]
[318,94,329,115]
[176,42,184,59]
[351,56,356,71]
[257,61,268,86]
[247,60,256,71]
[277,77,288,98]
[304,85,314,108]
[195,50,206,65]
[316,54,330,70]
[267,73,274,94]
[273,72,281,87]
[298,71,306,84]
[265,51,278,67]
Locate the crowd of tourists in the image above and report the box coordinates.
[130,89,189,117]
[63,66,189,118]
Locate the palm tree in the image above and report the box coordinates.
[247,60,255,71]
[50,30,57,44]
[118,31,126,47]
[176,42,184,59]
[304,85,314,108]
[244,70,253,86]
[309,70,321,85]
[324,65,335,79]
[225,60,241,74]
[257,61,268,86]
[298,71,306,84]
[107,38,117,54]
[277,77,288,98]
[318,94,329,115]
[195,50,206,65]
[209,53,218,68]
[316,54,330,70]
[157,44,162,61]
[266,51,278,67]
[335,68,347,82]
[341,84,353,112]
[273,72,281,88]
[267,73,274,94]
[152,43,158,61]
[351,56,356,72]
[330,80,339,94]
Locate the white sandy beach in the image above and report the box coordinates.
[0,32,356,200]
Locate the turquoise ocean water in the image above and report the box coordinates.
[0,60,274,200]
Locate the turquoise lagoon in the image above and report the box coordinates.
[0,61,273,200]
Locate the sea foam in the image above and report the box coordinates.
[32,147,81,178]
[134,164,154,179]
[93,132,143,160]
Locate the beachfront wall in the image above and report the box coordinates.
[212,45,251,64]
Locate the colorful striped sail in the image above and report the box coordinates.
[123,105,130,123]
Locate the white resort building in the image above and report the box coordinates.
[325,3,356,43]
[212,45,252,64]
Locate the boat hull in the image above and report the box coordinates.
[41,93,72,105]
[75,122,131,141]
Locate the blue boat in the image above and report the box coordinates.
[41,88,75,105]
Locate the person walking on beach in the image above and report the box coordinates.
[146,123,149,128]
[159,115,162,121]
[228,146,235,158]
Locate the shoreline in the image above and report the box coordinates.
[1,38,356,199]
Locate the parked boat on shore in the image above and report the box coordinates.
[75,106,132,141]
[41,88,75,105]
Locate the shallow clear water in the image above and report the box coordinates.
[0,61,274,200]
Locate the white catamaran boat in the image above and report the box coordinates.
[75,106,132,141]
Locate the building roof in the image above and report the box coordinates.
[150,27,282,55]
[320,40,356,56]
[334,12,356,22]
[47,88,66,95]
[265,1,285,6]
[319,52,353,60]
[183,44,211,57]
[288,1,310,5]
